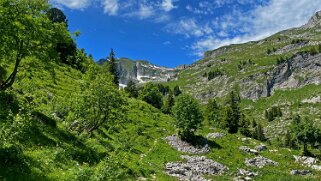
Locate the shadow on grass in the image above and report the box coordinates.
[183,135,222,149]
[0,146,49,181]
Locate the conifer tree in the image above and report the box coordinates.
[108,49,119,85]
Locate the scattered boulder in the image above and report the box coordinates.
[245,156,279,168]
[234,169,259,181]
[207,133,225,139]
[165,155,228,181]
[311,165,321,171]
[239,146,258,155]
[290,170,311,176]
[255,144,267,152]
[166,135,210,154]
[293,155,318,167]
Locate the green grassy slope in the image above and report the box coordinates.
[0,59,179,180]
[2,57,321,181]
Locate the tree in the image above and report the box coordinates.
[139,83,163,109]
[75,65,126,133]
[173,85,182,96]
[290,115,321,155]
[107,49,119,85]
[0,0,68,91]
[172,94,203,140]
[161,91,175,114]
[205,99,221,127]
[47,7,68,26]
[222,106,238,133]
[239,113,251,137]
[255,123,266,141]
[223,91,241,133]
[124,80,138,98]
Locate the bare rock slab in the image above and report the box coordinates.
[165,155,228,181]
[290,170,311,176]
[245,156,279,168]
[166,135,210,154]
[239,146,259,155]
[207,133,225,139]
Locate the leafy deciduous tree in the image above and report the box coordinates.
[0,0,68,91]
[75,65,126,133]
[172,94,203,140]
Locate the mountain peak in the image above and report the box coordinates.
[304,10,321,28]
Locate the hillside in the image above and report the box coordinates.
[2,59,321,181]
[3,1,321,181]
[0,58,179,180]
[168,11,321,102]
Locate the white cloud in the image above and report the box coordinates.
[166,18,213,38]
[161,0,176,12]
[163,41,171,45]
[51,0,176,21]
[50,0,91,9]
[126,4,155,19]
[191,0,321,56]
[102,0,119,15]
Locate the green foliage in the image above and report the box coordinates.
[139,83,163,109]
[172,94,203,140]
[0,0,71,91]
[107,49,119,85]
[124,80,138,98]
[205,99,221,127]
[173,85,182,96]
[290,115,321,155]
[238,114,251,137]
[223,91,241,134]
[255,123,266,141]
[205,69,224,80]
[161,91,175,114]
[47,7,68,26]
[72,65,127,133]
[310,46,318,56]
[157,84,170,96]
[265,106,282,122]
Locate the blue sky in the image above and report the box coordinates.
[50,0,321,68]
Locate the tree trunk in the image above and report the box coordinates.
[0,41,24,91]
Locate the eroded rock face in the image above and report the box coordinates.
[304,11,321,28]
[165,155,228,181]
[245,156,279,168]
[166,135,210,154]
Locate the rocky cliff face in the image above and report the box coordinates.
[304,10,321,28]
[98,58,182,86]
[168,10,321,103]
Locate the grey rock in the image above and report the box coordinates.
[245,156,279,168]
[293,155,318,167]
[290,170,311,176]
[239,146,259,155]
[207,133,225,139]
[255,144,267,152]
[165,155,228,181]
[166,135,210,154]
